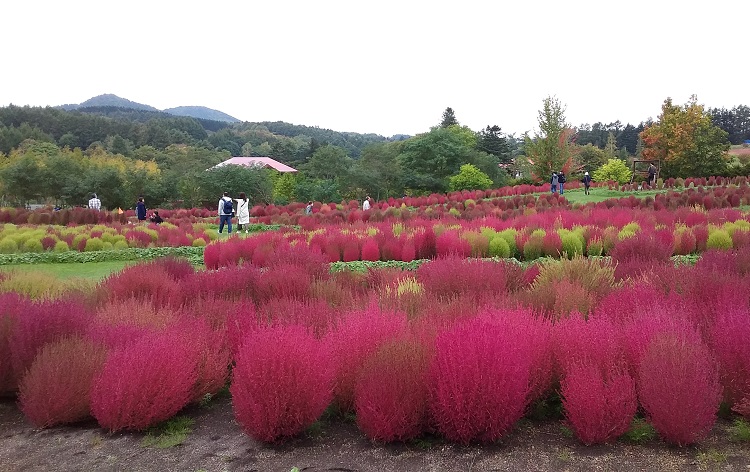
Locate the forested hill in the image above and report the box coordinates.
[164,106,240,123]
[0,104,390,160]
[60,94,158,112]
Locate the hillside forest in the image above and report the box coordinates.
[1,96,749,211]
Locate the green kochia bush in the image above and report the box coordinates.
[22,238,43,253]
[706,229,733,250]
[0,238,18,254]
[488,235,511,258]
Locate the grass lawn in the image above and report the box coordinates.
[563,187,669,205]
[0,260,133,281]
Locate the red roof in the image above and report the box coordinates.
[213,156,297,172]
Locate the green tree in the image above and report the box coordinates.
[592,159,632,184]
[524,96,577,181]
[449,164,494,191]
[640,96,730,178]
[351,141,404,199]
[440,107,459,128]
[301,145,352,181]
[476,125,511,164]
[272,172,297,204]
[197,165,273,206]
[605,132,618,158]
[398,127,469,194]
[576,144,607,174]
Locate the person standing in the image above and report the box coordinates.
[362,195,371,211]
[218,192,233,234]
[236,192,250,233]
[582,172,592,195]
[558,171,566,195]
[648,163,657,187]
[88,193,101,210]
[136,197,147,222]
[550,172,559,194]
[305,201,313,215]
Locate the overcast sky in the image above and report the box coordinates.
[3,0,748,138]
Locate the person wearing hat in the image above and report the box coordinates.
[582,172,592,195]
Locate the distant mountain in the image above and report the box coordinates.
[60,94,158,112]
[163,106,240,123]
[58,94,239,123]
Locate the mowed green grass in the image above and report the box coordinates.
[0,261,133,281]
[563,187,669,205]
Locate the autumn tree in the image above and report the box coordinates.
[640,96,730,178]
[524,96,578,181]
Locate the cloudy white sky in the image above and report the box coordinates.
[3,0,748,137]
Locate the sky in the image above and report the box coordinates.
[3,0,749,138]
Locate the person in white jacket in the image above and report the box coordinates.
[362,195,371,211]
[235,192,250,233]
[218,192,233,234]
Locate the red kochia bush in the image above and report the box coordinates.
[230,325,333,443]
[327,306,408,413]
[561,363,637,445]
[90,330,199,432]
[0,293,25,394]
[9,298,90,391]
[354,337,430,442]
[429,315,534,444]
[637,333,722,446]
[708,310,750,409]
[18,337,108,428]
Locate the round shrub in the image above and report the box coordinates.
[101,241,114,251]
[191,238,207,247]
[84,237,105,252]
[113,240,129,250]
[560,232,584,258]
[488,235,511,258]
[0,238,18,254]
[22,238,44,253]
[53,241,69,252]
[523,236,544,261]
[706,230,733,251]
[587,238,603,257]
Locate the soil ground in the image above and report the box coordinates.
[1,395,749,472]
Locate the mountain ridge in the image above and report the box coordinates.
[59,94,240,123]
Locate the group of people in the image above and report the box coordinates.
[88,193,163,223]
[550,172,593,195]
[218,191,250,234]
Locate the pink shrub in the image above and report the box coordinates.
[230,325,333,443]
[256,263,312,302]
[0,293,24,393]
[416,257,511,301]
[429,314,535,444]
[610,232,673,264]
[18,337,108,428]
[9,299,91,391]
[435,230,471,258]
[327,306,408,412]
[100,263,178,306]
[637,333,721,445]
[361,238,380,261]
[172,317,231,402]
[561,363,637,445]
[354,337,430,442]
[90,330,199,432]
[708,310,750,409]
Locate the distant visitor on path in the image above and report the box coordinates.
[558,171,566,194]
[362,196,371,211]
[218,192,233,234]
[550,172,558,194]
[648,163,657,187]
[149,210,163,224]
[236,192,250,233]
[582,172,592,195]
[88,193,101,210]
[136,197,147,222]
[305,201,313,215]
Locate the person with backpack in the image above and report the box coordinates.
[558,171,566,194]
[218,192,233,234]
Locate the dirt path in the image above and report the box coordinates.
[1,397,749,472]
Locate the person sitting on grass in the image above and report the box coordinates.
[149,211,163,224]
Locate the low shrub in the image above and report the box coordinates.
[230,325,333,443]
[637,333,721,446]
[18,337,108,428]
[561,363,637,445]
[354,337,430,442]
[90,330,200,432]
[706,229,733,250]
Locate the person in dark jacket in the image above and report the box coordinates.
[558,171,567,194]
[136,197,147,222]
[149,211,163,224]
[582,172,592,195]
